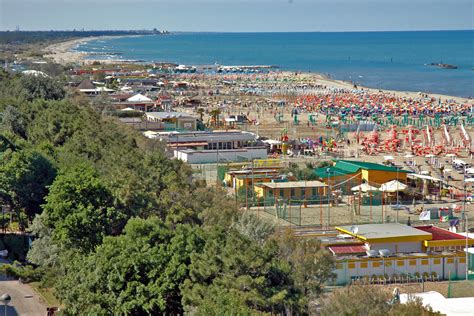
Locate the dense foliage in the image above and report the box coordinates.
[0,69,336,314]
[320,285,441,316]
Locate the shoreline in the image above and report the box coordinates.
[42,35,144,65]
[43,36,472,103]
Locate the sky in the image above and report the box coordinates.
[0,0,473,32]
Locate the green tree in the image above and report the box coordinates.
[1,105,26,138]
[277,231,335,308]
[320,285,440,316]
[0,149,56,223]
[42,163,125,251]
[55,217,203,315]
[17,74,65,101]
[182,227,300,314]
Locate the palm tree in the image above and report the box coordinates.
[209,109,221,126]
[196,108,205,121]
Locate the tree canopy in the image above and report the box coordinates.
[0,69,337,314]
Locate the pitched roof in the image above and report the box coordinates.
[77,79,95,90]
[313,166,354,178]
[334,160,411,173]
[127,93,153,102]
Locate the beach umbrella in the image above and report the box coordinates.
[351,183,379,192]
[404,154,415,158]
[466,168,474,175]
[380,180,407,193]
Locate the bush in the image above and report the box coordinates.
[115,110,144,118]
[4,262,42,283]
[2,234,29,261]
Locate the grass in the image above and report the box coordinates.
[29,282,62,307]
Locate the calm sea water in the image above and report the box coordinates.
[77,31,474,97]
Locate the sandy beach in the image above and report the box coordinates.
[43,35,141,65]
[42,36,472,104]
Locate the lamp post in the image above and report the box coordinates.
[463,166,468,281]
[327,167,331,230]
[0,293,11,316]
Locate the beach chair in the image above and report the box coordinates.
[384,274,391,284]
[371,274,378,284]
[378,275,386,285]
[362,275,370,285]
[400,273,408,283]
[422,272,431,282]
[431,272,440,281]
[392,273,399,284]
[414,272,423,282]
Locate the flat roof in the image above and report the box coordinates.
[227,169,279,175]
[260,180,327,189]
[336,223,432,243]
[146,112,196,119]
[415,226,470,241]
[165,131,257,143]
[328,245,367,255]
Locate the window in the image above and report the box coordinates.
[268,189,274,198]
[291,188,295,197]
[348,262,355,269]
[397,261,405,267]
[336,263,343,269]
[227,142,232,149]
[372,262,380,268]
[301,188,305,198]
[447,258,454,264]
[218,142,223,150]
[312,187,317,197]
[421,259,429,266]
[279,189,284,198]
[409,260,417,266]
[384,261,392,267]
[433,259,441,265]
[460,258,466,263]
[360,262,368,268]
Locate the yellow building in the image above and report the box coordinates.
[314,160,410,188]
[327,223,473,285]
[224,169,280,190]
[255,180,327,201]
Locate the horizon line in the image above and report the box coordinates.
[1,29,473,33]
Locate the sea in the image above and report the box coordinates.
[76,31,474,98]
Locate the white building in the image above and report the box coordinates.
[146,131,267,164]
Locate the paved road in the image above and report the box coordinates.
[0,278,47,316]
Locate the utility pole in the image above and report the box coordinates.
[327,168,331,230]
[463,166,468,280]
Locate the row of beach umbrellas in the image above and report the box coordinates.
[351,180,407,193]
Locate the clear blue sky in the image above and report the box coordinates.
[1,0,473,32]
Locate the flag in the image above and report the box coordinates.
[419,210,431,221]
[440,215,450,222]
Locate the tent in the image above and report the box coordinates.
[127,93,153,102]
[351,183,379,192]
[408,174,441,182]
[379,180,407,192]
